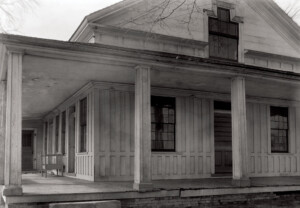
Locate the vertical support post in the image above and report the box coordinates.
[3,51,23,196]
[231,76,250,187]
[0,81,6,185]
[133,65,152,191]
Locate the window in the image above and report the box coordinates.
[79,98,87,152]
[44,122,48,154]
[209,7,239,61]
[270,106,289,153]
[55,115,59,153]
[61,111,66,154]
[151,96,176,151]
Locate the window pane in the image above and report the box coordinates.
[218,8,230,22]
[227,38,238,60]
[270,106,288,153]
[209,18,219,32]
[218,36,229,59]
[209,35,219,57]
[80,98,87,152]
[151,96,175,151]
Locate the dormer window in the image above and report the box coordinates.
[209,8,239,61]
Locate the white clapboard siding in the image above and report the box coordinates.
[247,102,300,177]
[95,89,214,181]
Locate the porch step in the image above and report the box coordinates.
[49,200,121,208]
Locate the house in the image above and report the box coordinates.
[1,0,300,207]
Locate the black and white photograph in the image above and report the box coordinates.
[0,0,300,207]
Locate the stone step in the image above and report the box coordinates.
[49,200,121,208]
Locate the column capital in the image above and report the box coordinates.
[231,76,245,81]
[6,47,25,56]
[134,65,151,71]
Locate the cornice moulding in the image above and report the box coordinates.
[91,23,208,49]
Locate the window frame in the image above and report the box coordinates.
[151,96,176,152]
[269,106,289,154]
[208,7,239,61]
[61,111,66,155]
[55,115,60,153]
[79,97,87,153]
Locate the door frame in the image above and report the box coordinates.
[214,107,232,175]
[22,128,37,171]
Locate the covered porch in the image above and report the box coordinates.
[1,34,300,201]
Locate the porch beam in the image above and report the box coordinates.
[2,50,23,196]
[133,65,152,191]
[231,76,250,187]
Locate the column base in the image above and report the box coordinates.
[2,185,23,196]
[232,178,251,187]
[133,182,153,191]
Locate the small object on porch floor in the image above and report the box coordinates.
[49,200,121,208]
[41,154,63,178]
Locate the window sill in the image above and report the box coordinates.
[77,152,89,155]
[152,151,183,155]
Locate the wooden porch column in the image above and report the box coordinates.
[133,65,152,191]
[0,81,6,185]
[231,76,250,187]
[2,51,23,196]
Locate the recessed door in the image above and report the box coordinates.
[22,130,34,171]
[214,101,232,174]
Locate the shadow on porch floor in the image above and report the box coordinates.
[21,173,300,195]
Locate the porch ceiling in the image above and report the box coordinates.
[10,35,298,119]
[22,53,300,119]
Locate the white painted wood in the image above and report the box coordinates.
[0,81,6,185]
[231,77,249,181]
[133,65,152,190]
[3,51,23,195]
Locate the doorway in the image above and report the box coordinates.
[22,130,35,171]
[68,106,76,173]
[214,101,232,174]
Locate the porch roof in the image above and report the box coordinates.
[4,173,300,205]
[1,34,300,119]
[1,33,300,80]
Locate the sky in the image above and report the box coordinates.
[4,0,300,41]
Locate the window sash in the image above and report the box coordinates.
[270,106,289,153]
[55,115,59,153]
[151,96,176,152]
[61,111,66,154]
[79,98,87,152]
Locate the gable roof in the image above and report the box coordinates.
[69,0,142,41]
[70,0,300,54]
[245,0,300,53]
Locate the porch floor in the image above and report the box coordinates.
[4,173,300,205]
[21,173,300,195]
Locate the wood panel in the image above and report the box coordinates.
[95,90,214,181]
[248,103,300,177]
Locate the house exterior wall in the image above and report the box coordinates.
[40,81,300,182]
[44,86,95,181]
[247,103,300,177]
[93,88,214,181]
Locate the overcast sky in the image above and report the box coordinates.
[7,0,300,41]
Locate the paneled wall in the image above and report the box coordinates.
[94,88,214,181]
[247,103,300,177]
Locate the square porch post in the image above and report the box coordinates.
[0,81,6,185]
[2,50,23,196]
[133,65,152,191]
[231,76,250,187]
